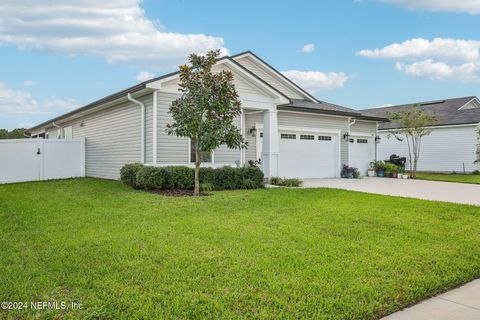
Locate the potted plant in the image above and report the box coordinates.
[371,161,385,177]
[341,165,355,178]
[367,162,376,177]
[397,166,405,179]
[384,163,398,178]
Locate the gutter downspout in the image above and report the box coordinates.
[127,93,145,164]
[52,122,63,139]
[347,118,356,165]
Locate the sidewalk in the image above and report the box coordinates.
[383,279,480,319]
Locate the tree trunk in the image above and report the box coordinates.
[194,148,200,196]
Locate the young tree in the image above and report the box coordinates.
[389,105,436,179]
[167,50,246,195]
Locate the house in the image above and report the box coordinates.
[28,51,387,180]
[362,97,480,173]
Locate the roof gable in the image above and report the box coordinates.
[146,57,290,105]
[232,51,317,102]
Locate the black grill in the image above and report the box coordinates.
[389,154,406,166]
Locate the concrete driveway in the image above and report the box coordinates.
[303,177,480,206]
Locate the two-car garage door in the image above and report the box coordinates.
[258,130,340,179]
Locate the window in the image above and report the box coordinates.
[260,132,263,138]
[190,140,212,163]
[280,133,296,139]
[357,138,368,144]
[349,138,354,143]
[63,126,73,139]
[300,134,314,140]
[318,135,332,141]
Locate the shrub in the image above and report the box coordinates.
[238,167,264,189]
[136,166,165,190]
[120,163,144,188]
[239,179,258,189]
[269,177,302,187]
[200,182,215,193]
[120,164,264,191]
[169,166,194,190]
[214,166,240,190]
[199,167,216,185]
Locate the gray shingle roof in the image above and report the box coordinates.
[361,96,480,130]
[278,99,388,121]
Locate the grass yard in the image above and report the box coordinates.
[0,179,479,320]
[416,172,480,185]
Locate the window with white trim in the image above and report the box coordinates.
[318,135,332,141]
[190,140,212,163]
[300,134,314,140]
[280,133,296,139]
[63,126,73,139]
[357,138,368,144]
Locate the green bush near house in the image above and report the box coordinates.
[119,163,144,188]
[136,166,165,190]
[269,177,303,187]
[120,164,264,191]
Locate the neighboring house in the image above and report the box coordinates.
[28,51,386,180]
[362,97,480,173]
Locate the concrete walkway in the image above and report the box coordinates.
[383,279,480,319]
[302,177,480,206]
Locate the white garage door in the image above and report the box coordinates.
[258,130,339,179]
[349,137,374,176]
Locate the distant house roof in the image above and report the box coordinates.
[361,96,480,130]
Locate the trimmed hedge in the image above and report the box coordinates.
[120,164,264,191]
[120,163,144,189]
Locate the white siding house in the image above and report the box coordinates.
[29,51,386,180]
[363,97,480,173]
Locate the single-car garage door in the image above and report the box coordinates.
[349,136,374,175]
[258,130,340,179]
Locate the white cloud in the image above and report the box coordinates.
[357,38,480,62]
[396,60,480,81]
[281,70,351,93]
[301,43,315,53]
[0,0,228,70]
[0,82,79,116]
[379,0,480,14]
[23,80,37,87]
[136,71,155,82]
[358,37,480,81]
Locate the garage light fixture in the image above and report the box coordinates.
[375,135,381,143]
[343,133,350,141]
[249,126,257,137]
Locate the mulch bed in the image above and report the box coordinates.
[148,189,211,197]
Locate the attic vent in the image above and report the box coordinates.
[420,100,446,106]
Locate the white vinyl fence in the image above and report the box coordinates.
[0,138,85,184]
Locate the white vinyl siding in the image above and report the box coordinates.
[43,94,152,180]
[156,92,242,165]
[378,125,479,173]
[244,111,351,165]
[350,120,377,135]
[235,56,304,99]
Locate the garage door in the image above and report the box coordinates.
[349,137,374,176]
[258,130,339,179]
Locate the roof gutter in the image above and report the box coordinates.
[127,93,145,164]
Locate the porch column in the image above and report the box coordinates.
[262,109,279,178]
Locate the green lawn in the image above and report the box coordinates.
[416,172,480,185]
[1,179,479,320]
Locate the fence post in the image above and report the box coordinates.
[80,138,86,177]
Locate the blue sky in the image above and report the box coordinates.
[1,0,480,129]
